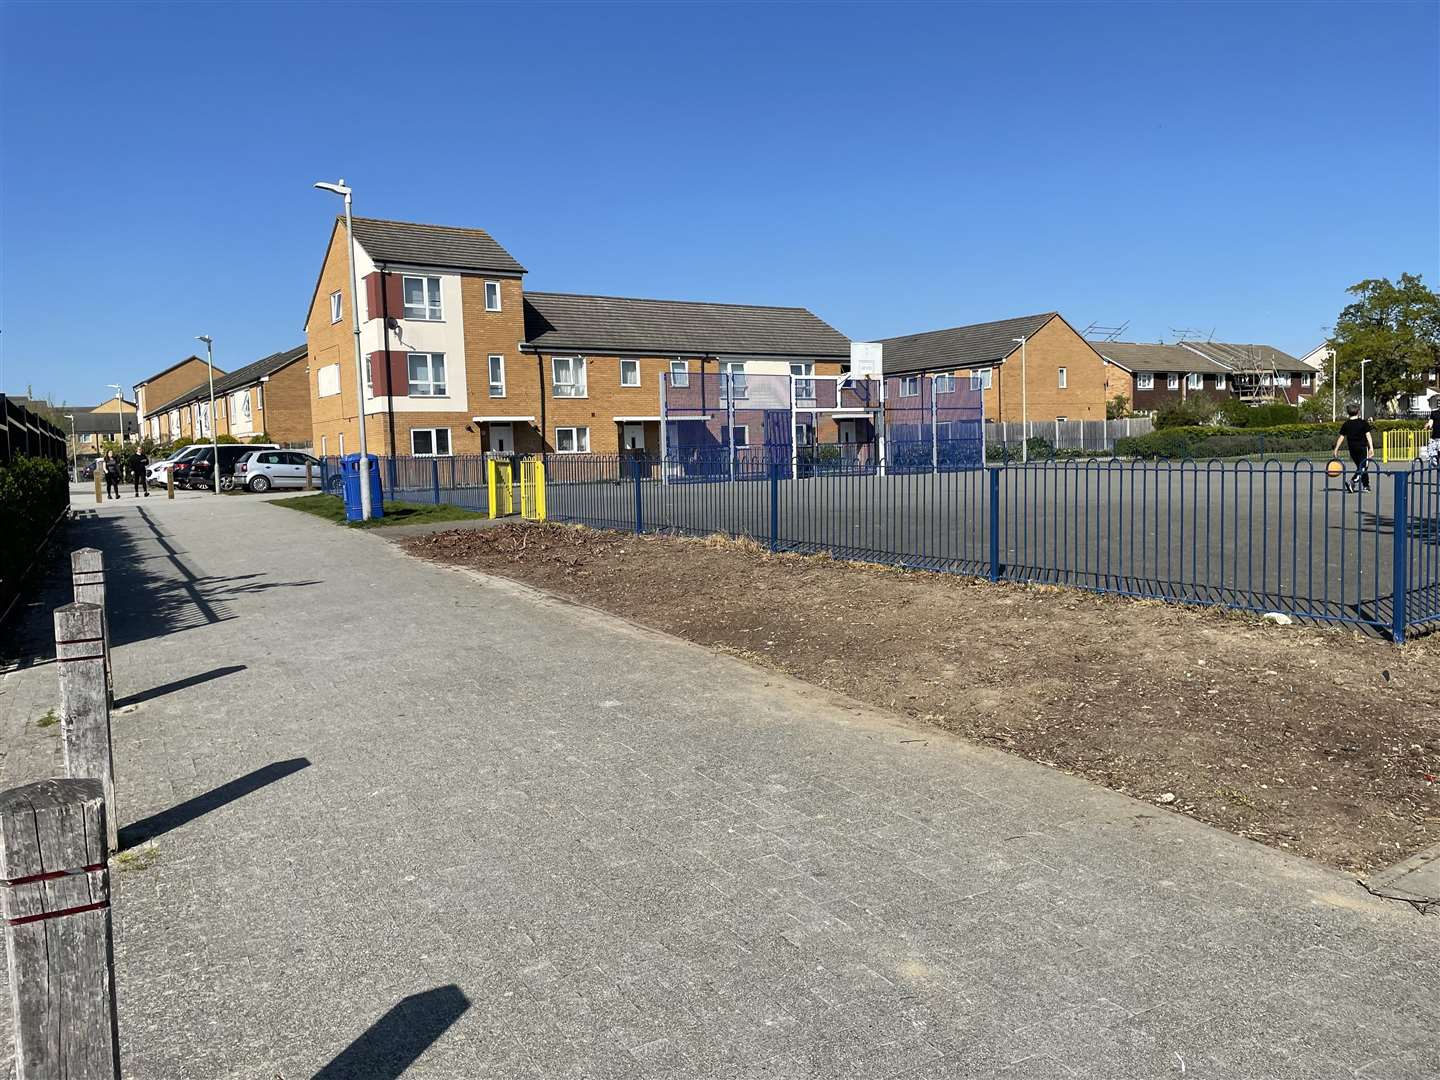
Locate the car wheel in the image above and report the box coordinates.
[219,474,235,492]
[250,475,271,493]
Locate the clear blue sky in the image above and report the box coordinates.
[2,0,1436,405]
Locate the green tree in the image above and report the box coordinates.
[1331,273,1440,412]
[1106,394,1131,420]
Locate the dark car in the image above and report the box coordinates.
[179,443,279,490]
[78,461,97,481]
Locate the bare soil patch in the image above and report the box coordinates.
[402,523,1440,873]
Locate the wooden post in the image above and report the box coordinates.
[305,461,314,491]
[0,778,120,1079]
[53,604,117,854]
[166,465,174,499]
[92,472,102,504]
[70,550,111,707]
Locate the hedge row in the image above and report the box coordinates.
[1116,420,1426,460]
[0,456,69,595]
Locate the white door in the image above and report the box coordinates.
[622,423,645,451]
[490,424,513,454]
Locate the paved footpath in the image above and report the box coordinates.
[0,490,1435,1079]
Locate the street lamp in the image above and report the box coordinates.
[313,177,373,520]
[106,383,124,447]
[64,413,77,482]
[1330,349,1337,423]
[1012,336,1029,463]
[1359,358,1372,420]
[195,336,220,496]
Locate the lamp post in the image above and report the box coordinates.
[1331,349,1337,422]
[64,413,76,481]
[1012,335,1029,463]
[195,336,220,496]
[1359,358,1372,420]
[105,383,125,447]
[313,177,372,520]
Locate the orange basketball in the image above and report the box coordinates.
[1327,460,1343,478]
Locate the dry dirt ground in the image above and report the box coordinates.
[403,523,1440,875]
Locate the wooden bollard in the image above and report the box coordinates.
[92,471,102,504]
[54,604,117,854]
[305,461,314,491]
[70,550,112,707]
[0,778,120,1079]
[166,465,174,499]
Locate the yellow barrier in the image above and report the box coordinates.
[519,459,546,521]
[1381,429,1425,463]
[487,457,514,518]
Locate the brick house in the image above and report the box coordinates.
[144,346,310,445]
[303,217,850,458]
[876,312,1108,422]
[134,356,222,437]
[1093,341,1317,412]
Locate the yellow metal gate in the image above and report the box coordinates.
[487,457,514,518]
[519,458,546,521]
[1382,428,1424,463]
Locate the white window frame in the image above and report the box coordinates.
[488,355,505,398]
[1214,373,1227,390]
[402,275,443,321]
[669,360,690,388]
[1301,372,1313,387]
[552,356,587,398]
[410,427,452,457]
[1136,372,1154,390]
[1057,367,1068,389]
[407,352,448,397]
[484,280,502,312]
[620,359,641,387]
[969,369,993,391]
[790,361,816,402]
[722,424,749,448]
[899,376,920,398]
[794,421,815,446]
[1167,373,1180,390]
[1187,373,1203,390]
[933,374,957,394]
[721,360,748,400]
[555,426,590,453]
[329,290,342,324]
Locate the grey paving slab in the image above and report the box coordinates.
[0,492,1435,1079]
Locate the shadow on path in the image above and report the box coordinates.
[312,985,471,1080]
[119,757,311,849]
[114,664,247,709]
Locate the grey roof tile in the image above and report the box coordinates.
[876,313,1056,375]
[349,217,526,275]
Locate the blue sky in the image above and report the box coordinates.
[2,0,1436,405]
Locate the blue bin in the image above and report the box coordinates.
[340,453,384,522]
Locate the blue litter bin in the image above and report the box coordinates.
[340,453,384,522]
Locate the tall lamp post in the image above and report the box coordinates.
[1359,358,1372,421]
[1331,348,1337,423]
[195,336,220,496]
[1012,335,1030,463]
[105,383,125,447]
[313,178,373,520]
[64,413,77,481]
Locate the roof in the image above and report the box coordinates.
[134,355,216,389]
[70,411,140,436]
[875,313,1056,375]
[1182,341,1311,372]
[1091,340,1310,374]
[521,292,850,358]
[148,345,305,415]
[349,217,526,276]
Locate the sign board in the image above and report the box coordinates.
[849,341,882,379]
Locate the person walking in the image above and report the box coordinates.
[103,451,122,500]
[1333,404,1374,493]
[131,449,150,497]
[1426,403,1440,466]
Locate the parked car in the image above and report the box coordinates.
[234,449,322,492]
[180,444,278,490]
[148,445,204,487]
[78,460,97,481]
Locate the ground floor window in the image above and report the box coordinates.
[411,428,451,456]
[795,421,815,446]
[721,424,749,447]
[556,426,589,453]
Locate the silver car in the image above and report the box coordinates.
[147,445,203,487]
[235,450,323,492]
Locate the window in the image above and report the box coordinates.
[410,428,451,457]
[791,361,816,401]
[1058,367,1068,389]
[1215,374,1226,390]
[232,390,251,422]
[552,356,587,398]
[721,360,747,400]
[933,374,956,394]
[722,425,749,448]
[555,426,589,453]
[969,369,993,391]
[620,359,640,387]
[1136,372,1154,390]
[1167,373,1180,389]
[669,360,690,388]
[1301,372,1313,387]
[329,291,342,324]
[402,275,442,321]
[1187,373,1203,389]
[899,376,921,397]
[794,421,815,446]
[488,355,505,398]
[484,281,501,312]
[935,421,953,441]
[1056,416,1068,423]
[407,353,447,397]
[1260,374,1273,387]
[363,355,373,397]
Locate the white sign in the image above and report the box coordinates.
[850,341,882,378]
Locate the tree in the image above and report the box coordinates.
[1106,394,1131,420]
[1331,274,1440,412]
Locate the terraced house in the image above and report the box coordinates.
[142,346,310,445]
[303,217,851,458]
[1092,341,1316,412]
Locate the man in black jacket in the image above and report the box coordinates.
[130,450,150,497]
[103,452,121,500]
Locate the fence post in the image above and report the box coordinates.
[70,549,111,707]
[53,603,117,854]
[0,778,119,1080]
[634,459,644,534]
[305,461,314,491]
[166,465,175,499]
[1392,470,1410,644]
[988,467,1001,582]
[431,458,441,505]
[769,461,780,552]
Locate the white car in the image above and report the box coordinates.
[147,445,203,486]
[235,449,323,492]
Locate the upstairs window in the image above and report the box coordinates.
[484,281,502,312]
[1301,372,1313,387]
[407,352,447,397]
[791,361,816,401]
[1186,373,1202,389]
[488,355,505,398]
[552,356,587,398]
[1215,374,1227,390]
[329,291,342,324]
[1136,372,1154,390]
[669,360,690,388]
[969,369,993,391]
[1167,373,1180,389]
[899,376,920,397]
[402,275,442,321]
[933,374,956,394]
[620,359,640,387]
[1058,367,1068,389]
[721,360,748,400]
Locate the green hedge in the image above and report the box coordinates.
[1116,420,1426,459]
[0,456,69,592]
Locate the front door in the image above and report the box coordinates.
[622,423,645,451]
[490,423,513,454]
